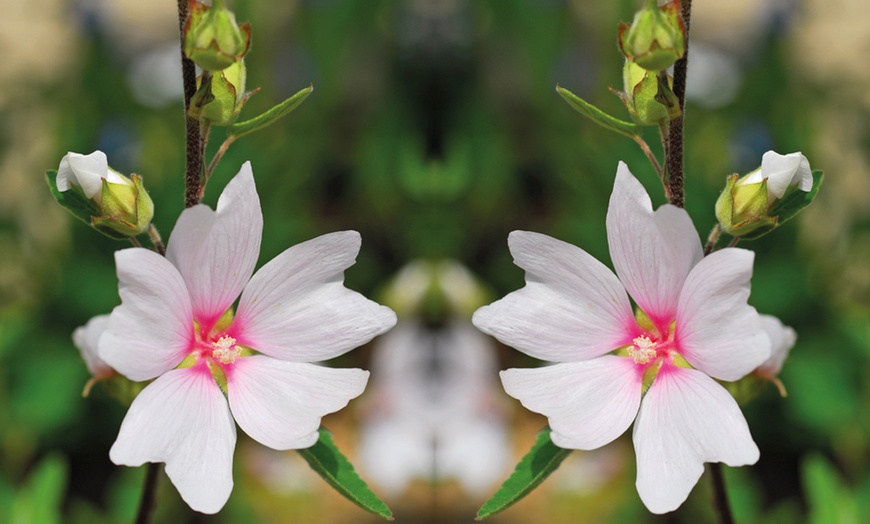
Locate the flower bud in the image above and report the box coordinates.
[618,0,685,72]
[189,60,248,125]
[620,60,680,125]
[56,151,154,237]
[715,150,814,238]
[183,0,251,72]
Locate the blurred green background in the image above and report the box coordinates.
[1,0,869,522]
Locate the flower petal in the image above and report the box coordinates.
[677,248,771,381]
[57,150,107,198]
[756,314,797,377]
[109,367,236,514]
[501,356,642,450]
[72,314,113,377]
[633,366,759,514]
[234,231,396,362]
[99,248,193,381]
[165,162,262,327]
[760,150,813,198]
[227,356,369,450]
[606,162,702,327]
[472,231,636,362]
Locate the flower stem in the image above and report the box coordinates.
[708,463,735,524]
[666,0,692,209]
[178,0,203,209]
[135,463,162,524]
[632,135,667,197]
[147,224,166,255]
[703,224,721,255]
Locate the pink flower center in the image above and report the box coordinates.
[190,324,243,368]
[628,335,658,364]
[624,320,679,368]
[211,335,241,364]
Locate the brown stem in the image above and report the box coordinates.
[632,136,667,197]
[147,224,166,256]
[708,463,735,524]
[129,236,142,248]
[727,236,741,248]
[703,224,721,256]
[178,0,202,209]
[201,136,238,199]
[666,0,692,209]
[135,463,162,524]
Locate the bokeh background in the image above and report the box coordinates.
[2,0,869,522]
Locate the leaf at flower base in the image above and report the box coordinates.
[226,84,314,139]
[297,427,393,521]
[476,427,572,520]
[556,85,643,139]
[45,170,129,241]
[741,169,824,241]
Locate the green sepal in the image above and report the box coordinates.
[45,170,128,240]
[297,428,393,520]
[556,84,642,139]
[227,84,314,139]
[476,427,572,520]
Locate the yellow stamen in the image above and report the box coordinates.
[628,335,657,365]
[212,335,241,364]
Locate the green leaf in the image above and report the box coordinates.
[45,170,130,241]
[297,428,393,520]
[741,169,824,241]
[556,85,643,139]
[477,427,572,520]
[803,453,859,524]
[10,454,68,524]
[227,84,313,138]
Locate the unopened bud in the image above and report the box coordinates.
[189,60,248,125]
[618,0,685,72]
[620,60,680,125]
[183,0,251,72]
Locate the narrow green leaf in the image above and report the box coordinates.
[227,84,313,138]
[556,85,643,139]
[297,428,393,520]
[477,427,572,520]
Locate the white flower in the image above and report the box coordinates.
[473,162,771,514]
[739,150,812,200]
[57,150,131,200]
[97,162,396,514]
[72,314,115,393]
[755,314,797,378]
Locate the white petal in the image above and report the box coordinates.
[234,231,396,362]
[606,162,702,328]
[756,314,797,376]
[677,248,771,381]
[72,314,113,377]
[472,231,635,362]
[760,150,813,199]
[57,151,108,198]
[166,162,262,327]
[501,356,642,450]
[227,356,369,450]
[109,368,236,514]
[633,367,759,514]
[99,248,194,381]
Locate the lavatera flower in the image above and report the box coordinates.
[97,162,396,514]
[473,162,772,514]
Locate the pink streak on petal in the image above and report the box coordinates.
[166,162,262,327]
[472,231,636,363]
[606,162,702,328]
[500,356,642,450]
[109,367,237,514]
[227,356,369,450]
[633,366,759,514]
[99,248,194,382]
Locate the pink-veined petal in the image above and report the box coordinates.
[99,248,193,381]
[109,367,236,514]
[234,231,396,362]
[606,162,702,328]
[166,162,262,326]
[633,366,759,514]
[227,356,369,450]
[501,356,642,450]
[677,248,771,381]
[473,231,636,362]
